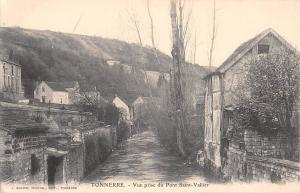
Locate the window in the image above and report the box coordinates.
[7,76,10,87]
[258,44,270,54]
[17,67,20,76]
[12,66,14,76]
[42,86,45,92]
[31,154,40,175]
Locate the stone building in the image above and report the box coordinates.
[45,134,83,185]
[111,95,130,121]
[203,28,300,181]
[34,81,80,104]
[0,101,116,185]
[0,59,23,101]
[0,107,48,183]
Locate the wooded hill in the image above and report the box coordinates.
[0,27,210,103]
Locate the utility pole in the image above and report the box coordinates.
[170,0,187,157]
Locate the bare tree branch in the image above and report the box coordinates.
[73,14,83,33]
[208,0,216,69]
[147,0,161,66]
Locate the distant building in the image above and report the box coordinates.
[105,59,121,66]
[0,59,23,101]
[111,95,130,121]
[203,28,300,172]
[34,81,80,104]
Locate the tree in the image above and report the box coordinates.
[239,48,299,135]
[170,0,191,157]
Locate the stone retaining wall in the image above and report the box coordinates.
[223,129,300,183]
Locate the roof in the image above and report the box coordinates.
[204,28,300,79]
[0,119,48,134]
[45,81,78,92]
[132,96,161,105]
[106,95,129,105]
[1,58,21,67]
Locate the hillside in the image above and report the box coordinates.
[0,27,210,103]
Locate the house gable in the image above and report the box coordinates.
[222,30,298,107]
[214,28,300,74]
[112,96,130,120]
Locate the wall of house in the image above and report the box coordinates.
[52,91,69,104]
[113,97,130,120]
[66,83,80,104]
[34,81,54,103]
[0,60,22,101]
[204,74,223,168]
[34,82,70,104]
[223,33,288,107]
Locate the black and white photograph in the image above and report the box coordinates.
[0,0,299,192]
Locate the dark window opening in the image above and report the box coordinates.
[31,154,40,175]
[258,44,270,54]
[4,150,12,154]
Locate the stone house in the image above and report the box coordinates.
[0,100,115,185]
[203,28,300,181]
[45,134,83,185]
[105,59,121,67]
[0,59,23,101]
[111,95,130,121]
[34,81,80,105]
[0,109,48,183]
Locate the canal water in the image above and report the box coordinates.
[83,129,214,183]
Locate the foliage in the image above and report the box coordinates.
[0,27,171,102]
[152,109,178,153]
[104,104,120,126]
[239,48,299,133]
[116,120,131,143]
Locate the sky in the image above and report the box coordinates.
[1,0,300,67]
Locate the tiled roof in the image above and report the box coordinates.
[45,81,78,92]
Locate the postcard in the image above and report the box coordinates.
[0,0,299,193]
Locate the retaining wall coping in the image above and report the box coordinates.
[247,155,300,170]
[0,102,92,115]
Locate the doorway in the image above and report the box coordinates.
[47,155,64,186]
